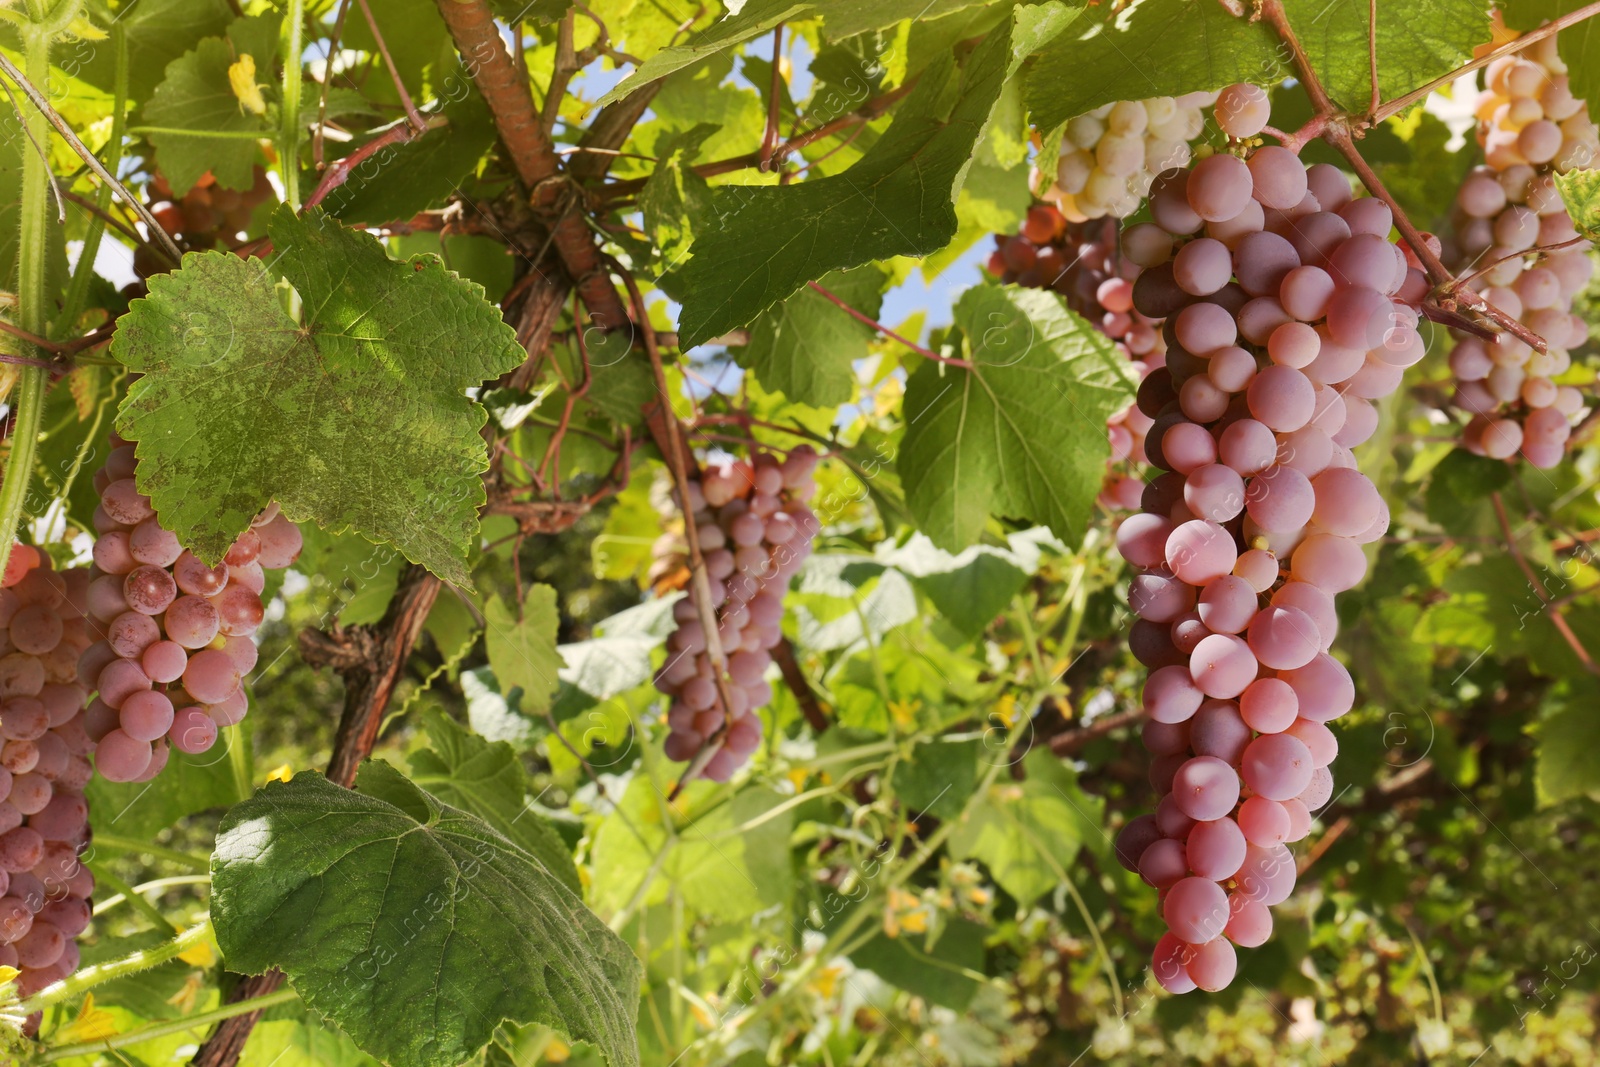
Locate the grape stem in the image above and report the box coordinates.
[806,281,974,369]
[1370,0,1600,124]
[1252,0,1550,354]
[21,920,214,1017]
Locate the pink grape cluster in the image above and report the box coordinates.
[1107,117,1429,992]
[0,546,98,1002]
[656,448,819,781]
[988,208,1168,510]
[1445,35,1595,466]
[81,439,302,782]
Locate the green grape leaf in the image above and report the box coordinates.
[812,0,991,39]
[321,92,500,226]
[895,736,982,819]
[674,4,1076,347]
[1554,168,1600,244]
[639,124,719,270]
[588,776,795,922]
[897,283,1137,552]
[141,15,281,195]
[110,206,524,586]
[210,764,642,1067]
[485,584,567,716]
[846,917,989,1009]
[1283,0,1491,114]
[597,1,813,106]
[947,748,1103,906]
[1024,0,1289,131]
[409,711,582,893]
[76,0,236,100]
[342,0,452,91]
[881,532,1037,638]
[1536,682,1600,803]
[1503,1,1600,110]
[733,265,888,406]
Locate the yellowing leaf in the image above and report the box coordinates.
[58,993,120,1043]
[177,936,217,967]
[265,763,293,784]
[545,1037,571,1062]
[228,54,267,115]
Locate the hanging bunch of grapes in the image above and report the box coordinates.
[1110,89,1431,992]
[1446,25,1597,466]
[80,438,301,783]
[988,207,1168,509]
[1041,93,1214,220]
[655,447,819,781]
[0,547,97,1004]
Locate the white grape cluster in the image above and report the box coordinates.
[1446,32,1596,466]
[81,439,301,782]
[1110,94,1429,994]
[1044,93,1214,221]
[656,448,819,782]
[989,209,1168,509]
[0,547,97,1004]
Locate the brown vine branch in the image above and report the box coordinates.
[759,25,785,171]
[772,637,829,734]
[1372,0,1600,124]
[304,116,443,210]
[598,81,916,198]
[806,281,974,368]
[431,0,630,333]
[355,0,427,134]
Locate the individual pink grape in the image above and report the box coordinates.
[1280,652,1355,722]
[165,596,220,649]
[1187,153,1253,222]
[173,552,229,597]
[128,519,182,567]
[1187,936,1237,991]
[1189,700,1251,764]
[1226,893,1273,947]
[1186,817,1247,881]
[141,641,189,684]
[92,532,136,576]
[1239,677,1298,733]
[169,707,219,754]
[1196,575,1257,634]
[120,689,175,743]
[1284,718,1337,767]
[1215,83,1270,139]
[1171,755,1241,821]
[1245,465,1314,532]
[123,565,177,615]
[1164,876,1230,943]
[1152,932,1198,994]
[1139,837,1188,889]
[181,649,241,705]
[221,635,259,674]
[101,479,154,525]
[106,611,161,659]
[224,530,261,567]
[1143,664,1204,723]
[1188,633,1256,699]
[1114,814,1163,873]
[95,658,150,710]
[1239,733,1314,801]
[212,587,265,637]
[0,699,48,742]
[254,514,303,568]
[1310,467,1381,537]
[1245,604,1320,670]
[95,730,152,782]
[1165,521,1237,585]
[0,826,43,873]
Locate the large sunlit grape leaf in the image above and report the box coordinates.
[111,206,524,586]
[141,14,280,194]
[211,764,642,1067]
[409,711,581,893]
[1554,168,1600,244]
[897,283,1137,552]
[484,584,566,716]
[673,4,1078,348]
[596,0,813,105]
[1283,0,1491,113]
[1023,0,1289,130]
[733,265,888,407]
